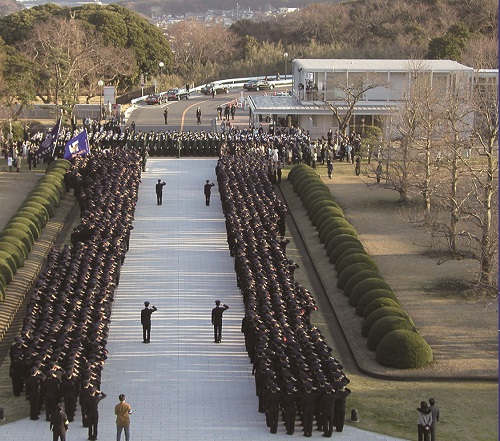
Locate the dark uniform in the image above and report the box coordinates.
[141,301,158,343]
[211,300,229,343]
[50,405,69,441]
[86,390,106,440]
[9,338,25,396]
[25,370,42,420]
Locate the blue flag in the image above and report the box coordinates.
[63,130,90,160]
[36,118,61,159]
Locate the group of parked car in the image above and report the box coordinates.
[145,78,278,105]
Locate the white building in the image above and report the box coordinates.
[246,59,495,139]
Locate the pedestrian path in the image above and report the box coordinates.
[0,158,407,440]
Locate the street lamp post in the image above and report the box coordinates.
[158,61,164,79]
[283,52,288,80]
[98,79,104,121]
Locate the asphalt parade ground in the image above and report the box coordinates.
[0,158,407,440]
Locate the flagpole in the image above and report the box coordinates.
[51,108,63,158]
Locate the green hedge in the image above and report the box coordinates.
[0,251,17,276]
[312,206,345,227]
[0,229,33,251]
[289,163,432,369]
[0,236,29,260]
[30,190,60,209]
[2,223,35,246]
[6,217,41,240]
[376,330,433,368]
[308,199,342,218]
[26,195,55,217]
[337,253,378,277]
[367,316,417,351]
[349,278,392,306]
[327,240,364,261]
[357,291,400,317]
[343,270,382,297]
[335,263,375,288]
[0,258,14,284]
[0,242,24,268]
[15,210,44,232]
[362,306,412,337]
[20,202,50,224]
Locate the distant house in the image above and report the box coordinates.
[246,59,496,139]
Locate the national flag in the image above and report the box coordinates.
[36,118,61,159]
[63,130,90,160]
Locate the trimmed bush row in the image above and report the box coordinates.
[0,159,70,300]
[288,164,433,369]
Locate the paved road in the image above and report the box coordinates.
[0,158,407,440]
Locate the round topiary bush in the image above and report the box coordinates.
[307,199,341,218]
[0,258,14,283]
[20,202,50,224]
[3,223,35,245]
[312,206,345,227]
[343,270,381,297]
[24,196,55,217]
[362,306,412,337]
[327,239,364,261]
[376,330,433,368]
[7,217,41,240]
[328,234,363,255]
[367,316,417,351]
[38,176,65,198]
[0,236,28,259]
[288,164,313,183]
[319,219,354,243]
[15,210,44,231]
[335,248,368,270]
[0,230,33,252]
[337,253,378,277]
[324,228,358,251]
[336,262,375,289]
[0,250,18,274]
[30,190,60,208]
[302,186,332,204]
[303,191,335,210]
[349,278,392,306]
[46,158,71,172]
[357,291,400,317]
[0,242,24,268]
[296,177,323,195]
[293,172,320,192]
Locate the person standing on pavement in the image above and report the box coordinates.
[204,180,215,206]
[115,393,132,441]
[9,336,25,397]
[429,398,440,441]
[141,301,158,343]
[196,106,202,124]
[163,107,168,125]
[155,179,166,205]
[211,300,229,343]
[50,404,69,441]
[86,388,106,441]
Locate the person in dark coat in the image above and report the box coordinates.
[50,404,69,441]
[79,383,92,427]
[281,384,298,435]
[9,337,25,396]
[211,300,229,343]
[319,384,339,437]
[61,370,80,422]
[25,368,43,420]
[86,388,106,441]
[155,179,166,205]
[300,382,318,437]
[333,385,351,432]
[43,371,61,421]
[141,301,158,343]
[265,384,281,434]
[204,180,215,206]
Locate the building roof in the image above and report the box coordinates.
[247,95,398,116]
[294,59,474,73]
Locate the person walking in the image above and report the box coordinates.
[327,158,333,179]
[115,393,132,441]
[355,155,361,176]
[429,398,440,441]
[376,162,383,183]
[417,400,433,441]
[141,301,158,343]
[196,106,202,124]
[204,180,215,206]
[163,107,168,125]
[211,300,229,343]
[155,179,166,205]
[50,404,69,441]
[86,388,106,441]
